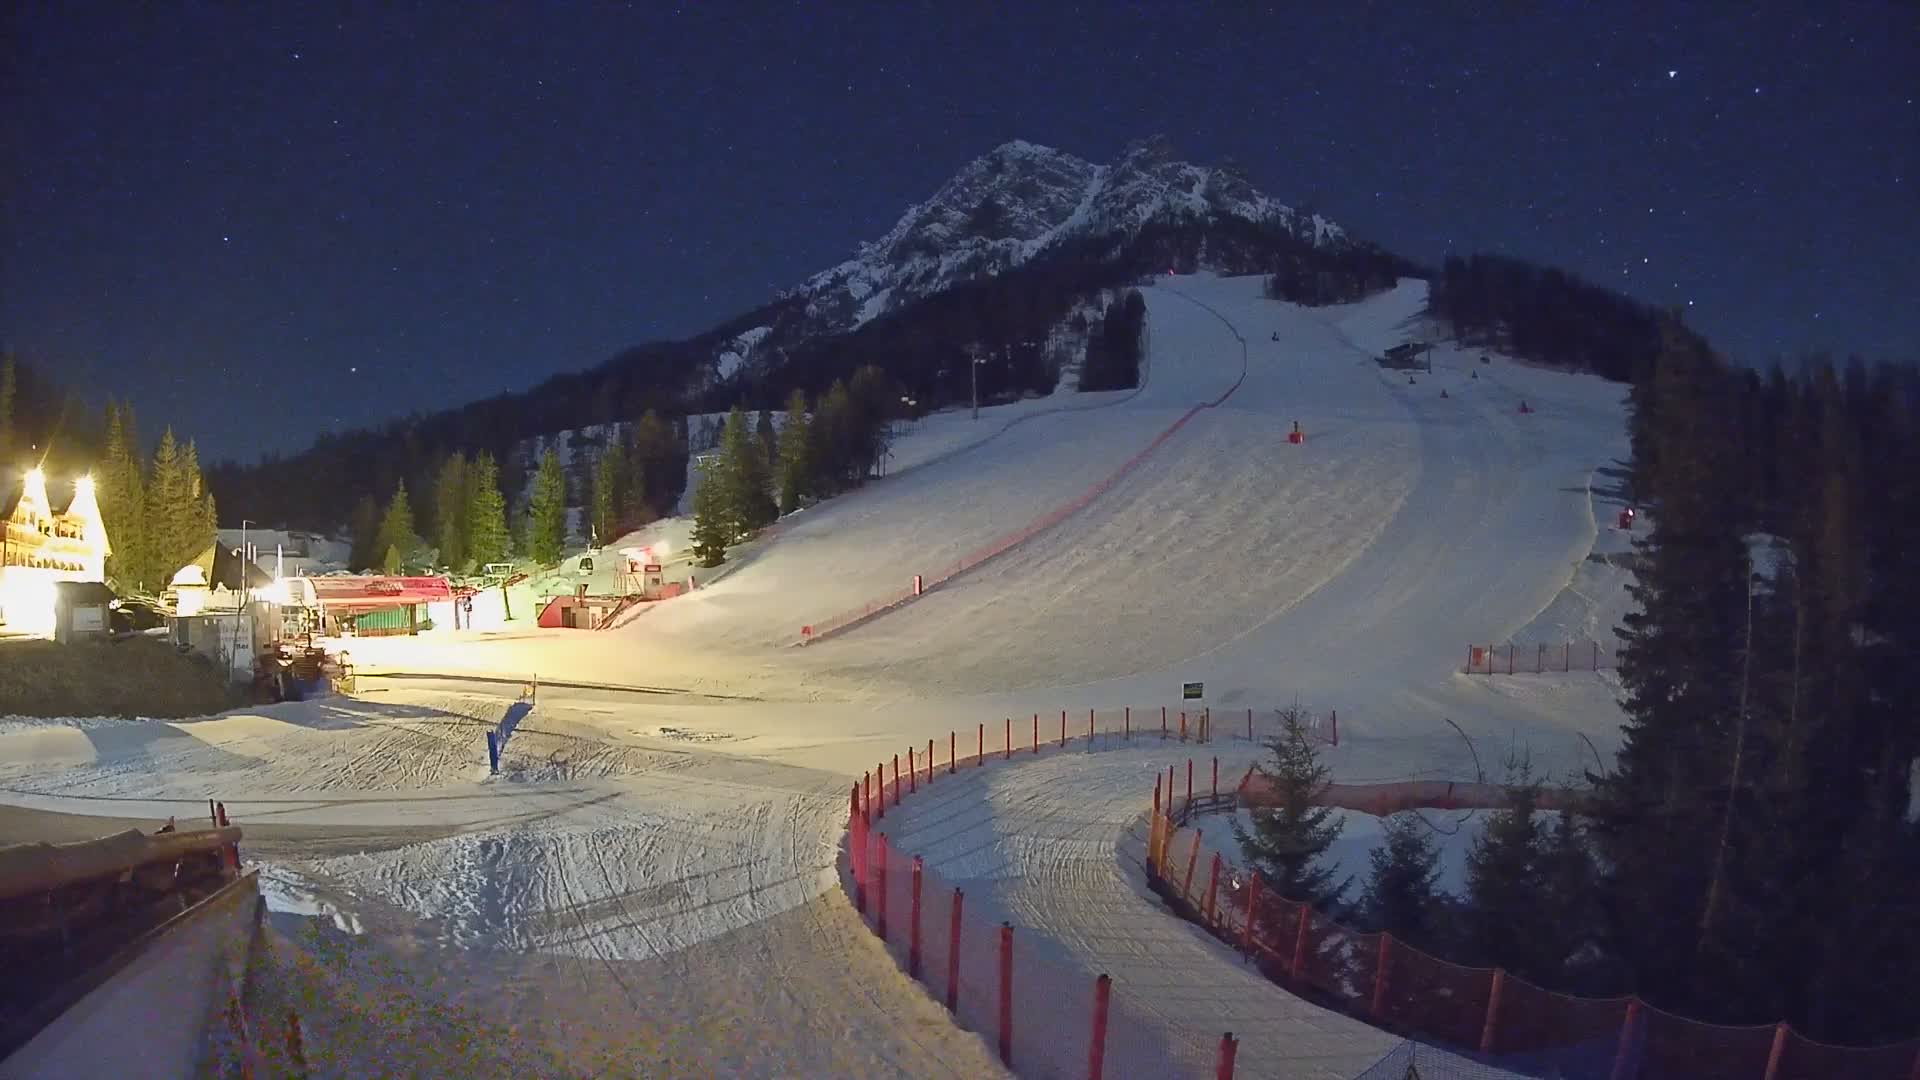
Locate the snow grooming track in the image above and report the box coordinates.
[803,278,1250,644]
[873,743,1399,1078]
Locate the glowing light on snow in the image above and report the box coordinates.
[0,573,56,635]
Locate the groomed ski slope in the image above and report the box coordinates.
[0,274,1633,1077]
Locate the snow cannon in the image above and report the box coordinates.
[1618,507,1636,531]
[1288,421,1305,445]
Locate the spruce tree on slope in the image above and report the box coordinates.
[433,453,469,571]
[375,481,418,574]
[1462,763,1554,981]
[1232,708,1347,907]
[100,401,149,590]
[776,389,811,515]
[527,448,568,564]
[718,407,775,537]
[463,452,511,569]
[348,494,381,571]
[592,442,625,546]
[145,429,188,582]
[1358,812,1443,946]
[1590,320,1750,1007]
[689,456,729,567]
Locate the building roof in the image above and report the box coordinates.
[304,575,452,609]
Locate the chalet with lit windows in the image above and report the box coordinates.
[0,469,111,632]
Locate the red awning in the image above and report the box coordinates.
[305,575,452,609]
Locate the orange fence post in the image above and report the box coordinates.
[1186,759,1194,805]
[1242,873,1262,952]
[1290,905,1311,982]
[908,747,917,793]
[1762,1022,1790,1080]
[892,755,901,805]
[1610,998,1643,1080]
[875,833,890,940]
[998,922,1014,1066]
[1480,968,1506,1053]
[909,855,924,978]
[1371,934,1393,1019]
[946,888,964,1010]
[1215,1032,1238,1080]
[1182,830,1203,902]
[1204,853,1223,923]
[1088,707,1095,743]
[1088,973,1113,1080]
[1168,765,1176,812]
[1032,714,1039,754]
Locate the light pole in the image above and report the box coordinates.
[239,519,253,606]
[966,345,987,420]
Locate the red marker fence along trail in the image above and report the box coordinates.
[843,722,1273,1077]
[1464,638,1618,674]
[1146,782,1920,1080]
[799,317,1251,647]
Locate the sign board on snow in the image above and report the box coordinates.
[643,564,663,574]
[1182,681,1204,701]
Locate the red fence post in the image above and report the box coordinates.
[208,798,216,826]
[1186,759,1194,805]
[1290,904,1311,982]
[1089,707,1095,743]
[1610,999,1643,1080]
[893,755,901,805]
[1480,968,1507,1054]
[1032,714,1039,754]
[875,763,885,819]
[950,731,956,774]
[908,747,917,793]
[928,738,935,783]
[946,888,964,1010]
[1215,1032,1238,1080]
[1371,934,1393,1019]
[1242,873,1262,952]
[876,833,890,940]
[1204,853,1223,923]
[998,923,1014,1066]
[1088,973,1113,1080]
[909,855,924,978]
[977,723,983,765]
[1762,1022,1790,1080]
[1168,765,1176,812]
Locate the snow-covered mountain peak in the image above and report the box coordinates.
[789,139,1354,333]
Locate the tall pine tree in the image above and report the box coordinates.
[375,481,419,573]
[527,448,568,564]
[1233,709,1347,907]
[1358,813,1443,947]
[718,406,775,537]
[777,389,811,515]
[433,453,470,571]
[464,452,511,568]
[689,455,730,567]
[98,401,150,589]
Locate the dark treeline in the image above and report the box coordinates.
[1078,291,1148,392]
[1428,253,1704,383]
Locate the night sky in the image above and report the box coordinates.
[4,5,1916,461]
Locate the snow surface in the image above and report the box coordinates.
[0,273,1637,1076]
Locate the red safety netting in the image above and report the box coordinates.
[1147,790,1920,1080]
[844,722,1920,1080]
[1463,639,1618,674]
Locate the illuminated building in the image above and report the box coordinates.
[0,469,111,634]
